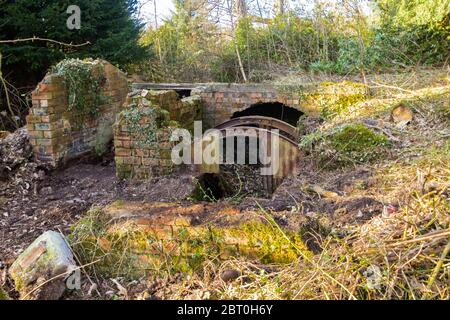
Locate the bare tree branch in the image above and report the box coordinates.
[0,37,90,47]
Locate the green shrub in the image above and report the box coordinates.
[0,287,9,300]
[300,123,391,168]
[309,60,339,74]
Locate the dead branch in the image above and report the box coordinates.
[0,37,90,47]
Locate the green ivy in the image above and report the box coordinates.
[118,107,171,148]
[52,59,107,128]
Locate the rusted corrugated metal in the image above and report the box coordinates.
[197,116,301,196]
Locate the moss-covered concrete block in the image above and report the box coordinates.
[9,231,77,300]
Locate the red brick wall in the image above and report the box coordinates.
[27,60,128,166]
[193,84,304,128]
[114,121,176,180]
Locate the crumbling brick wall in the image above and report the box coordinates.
[136,89,203,132]
[114,90,202,180]
[27,60,128,166]
[192,84,305,128]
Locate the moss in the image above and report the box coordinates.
[116,164,133,180]
[0,286,9,300]
[95,120,113,157]
[299,81,369,120]
[235,222,311,264]
[69,208,224,279]
[434,94,450,124]
[301,123,391,168]
[117,106,173,149]
[69,207,312,280]
[108,200,127,210]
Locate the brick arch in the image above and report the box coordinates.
[192,84,308,128]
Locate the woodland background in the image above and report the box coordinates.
[0,0,449,129]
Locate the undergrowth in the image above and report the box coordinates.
[68,69,448,300]
[0,286,9,300]
[300,123,391,168]
[185,149,449,299]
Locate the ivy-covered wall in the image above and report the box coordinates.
[27,59,128,166]
[114,90,203,180]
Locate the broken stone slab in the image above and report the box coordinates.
[9,231,77,300]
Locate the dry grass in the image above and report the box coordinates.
[69,68,449,300]
[164,69,449,300]
[167,180,448,300]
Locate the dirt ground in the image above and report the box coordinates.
[0,128,401,300]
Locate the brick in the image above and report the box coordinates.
[133,157,142,165]
[26,115,42,123]
[142,158,159,166]
[33,108,49,116]
[32,93,53,100]
[159,142,173,149]
[36,138,57,147]
[43,130,62,139]
[37,145,55,155]
[28,131,44,139]
[115,148,132,157]
[134,149,149,157]
[41,114,59,123]
[122,140,132,148]
[116,134,131,141]
[25,123,35,131]
[123,157,134,165]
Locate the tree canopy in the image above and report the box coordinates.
[140,0,450,83]
[0,0,149,84]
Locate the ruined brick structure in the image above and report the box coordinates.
[193,84,305,127]
[28,60,128,166]
[28,64,312,181]
[114,90,202,180]
[134,83,317,129]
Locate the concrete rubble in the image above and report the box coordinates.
[9,231,77,300]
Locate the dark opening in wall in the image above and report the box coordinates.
[192,166,269,203]
[192,173,233,202]
[175,89,192,99]
[231,102,303,127]
[192,136,274,202]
